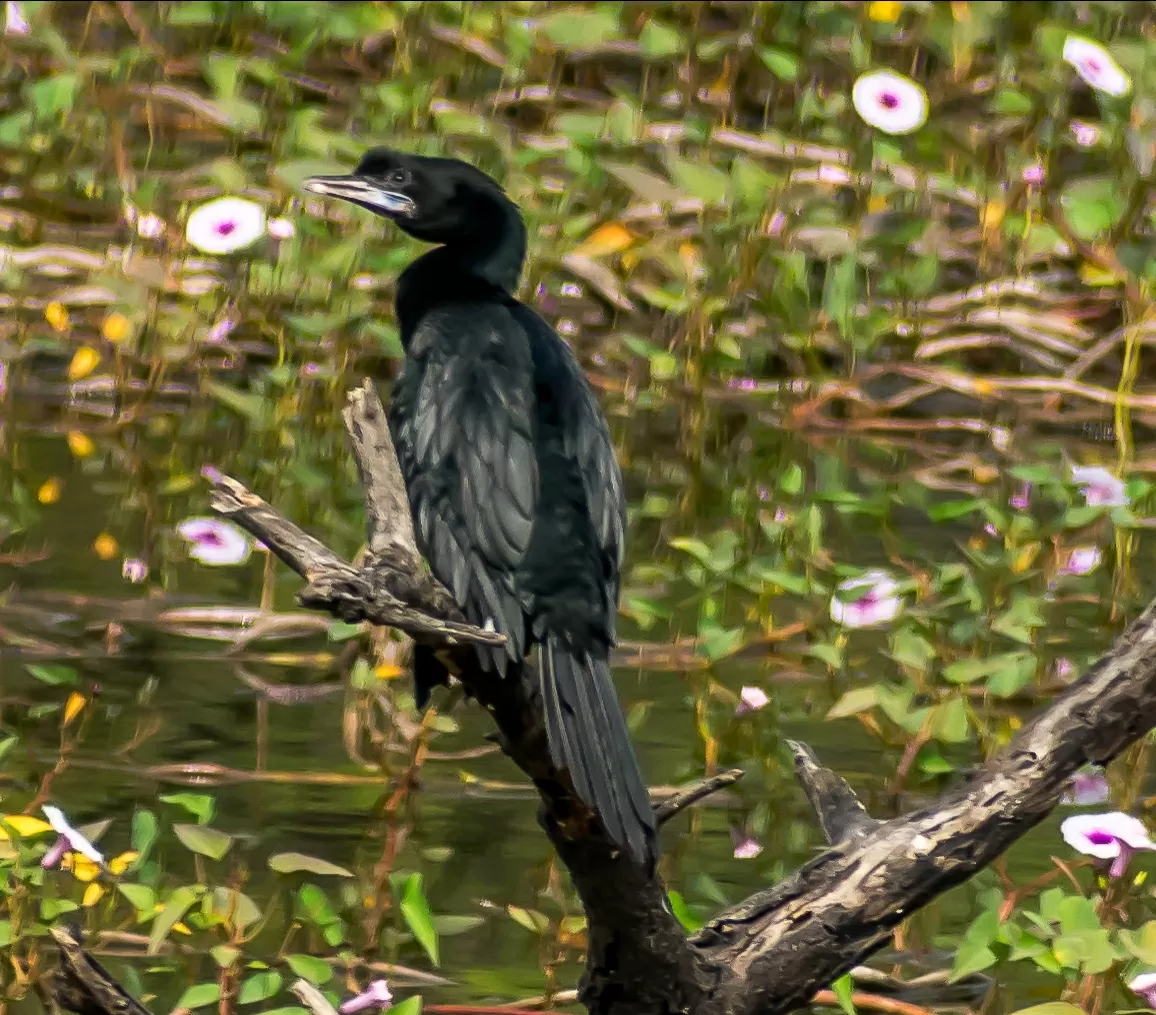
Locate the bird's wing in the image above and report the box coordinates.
[390,303,538,664]
[508,304,627,638]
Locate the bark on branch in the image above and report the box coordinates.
[200,379,1156,1015]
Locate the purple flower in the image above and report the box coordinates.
[5,2,29,35]
[1063,36,1131,97]
[1071,465,1128,507]
[206,312,238,344]
[1063,767,1111,807]
[1061,811,1156,878]
[1010,482,1031,510]
[1062,546,1102,576]
[185,197,266,255]
[735,686,769,716]
[851,70,928,135]
[829,570,903,629]
[1071,121,1101,148]
[1054,657,1076,681]
[41,836,70,869]
[339,981,392,1014]
[121,558,148,584]
[1130,973,1156,1009]
[730,827,763,860]
[135,213,165,240]
[1021,163,1045,186]
[176,517,252,566]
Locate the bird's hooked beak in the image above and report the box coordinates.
[302,174,417,217]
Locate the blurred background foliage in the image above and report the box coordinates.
[5,2,1156,1014]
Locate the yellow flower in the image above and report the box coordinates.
[45,302,70,332]
[572,222,634,259]
[101,313,131,344]
[68,347,100,381]
[38,478,62,505]
[63,692,87,727]
[83,883,105,907]
[66,849,138,882]
[868,1,902,22]
[67,432,95,458]
[93,533,118,560]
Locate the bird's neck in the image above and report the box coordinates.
[396,191,526,334]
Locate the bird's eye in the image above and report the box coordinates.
[387,168,409,186]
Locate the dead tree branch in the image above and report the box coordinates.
[194,378,1156,1015]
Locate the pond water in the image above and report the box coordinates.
[4,4,1156,1015]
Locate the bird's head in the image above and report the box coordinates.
[303,148,514,247]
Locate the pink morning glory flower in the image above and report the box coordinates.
[1071,465,1128,507]
[851,70,928,135]
[1063,36,1131,97]
[176,517,252,566]
[185,197,267,255]
[735,686,769,716]
[829,570,903,629]
[1130,973,1156,1009]
[1062,546,1102,576]
[1063,767,1110,807]
[1061,811,1156,878]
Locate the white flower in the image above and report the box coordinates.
[176,517,252,566]
[1062,546,1102,576]
[733,837,762,860]
[339,981,393,1014]
[1130,973,1156,1009]
[735,686,769,716]
[136,213,165,239]
[830,569,903,629]
[5,1,29,35]
[267,217,295,240]
[1071,465,1128,507]
[121,558,148,583]
[1063,36,1131,97]
[851,70,928,135]
[185,197,267,255]
[1061,811,1156,877]
[42,805,104,865]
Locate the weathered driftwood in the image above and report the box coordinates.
[194,378,1156,1015]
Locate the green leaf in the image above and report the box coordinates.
[1008,1006,1088,1015]
[391,997,422,1015]
[150,885,203,954]
[639,19,684,58]
[665,154,730,205]
[537,8,620,50]
[285,955,333,985]
[929,696,970,744]
[41,899,79,920]
[160,793,215,825]
[830,974,856,1015]
[400,874,439,966]
[758,47,799,80]
[507,905,549,934]
[207,887,262,932]
[211,944,241,969]
[296,884,339,928]
[667,890,701,932]
[603,162,685,205]
[25,664,77,686]
[238,971,283,1005]
[432,915,485,937]
[117,884,156,914]
[131,808,159,862]
[176,983,221,1010]
[173,823,233,860]
[949,941,997,981]
[1060,177,1127,241]
[30,73,78,118]
[826,686,879,720]
[269,853,354,877]
[204,381,268,425]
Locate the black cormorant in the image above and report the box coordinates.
[304,149,656,865]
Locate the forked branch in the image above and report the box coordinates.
[201,379,1156,1015]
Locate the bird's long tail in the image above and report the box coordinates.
[540,633,656,865]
